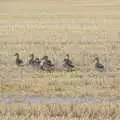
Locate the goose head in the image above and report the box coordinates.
[14,53,19,57]
[94,57,99,63]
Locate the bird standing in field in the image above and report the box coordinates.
[63,54,75,71]
[29,53,36,65]
[14,53,24,66]
[40,55,54,71]
[35,58,41,65]
[29,53,41,67]
[94,57,104,72]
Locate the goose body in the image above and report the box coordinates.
[63,54,74,71]
[34,58,41,65]
[94,57,104,71]
[29,54,41,67]
[40,56,54,71]
[29,53,36,65]
[96,63,104,69]
[14,53,23,66]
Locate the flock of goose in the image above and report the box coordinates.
[14,53,105,72]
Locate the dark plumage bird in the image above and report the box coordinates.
[29,53,41,67]
[63,54,74,71]
[94,57,104,72]
[14,53,23,66]
[35,58,41,65]
[40,55,54,71]
[29,53,36,65]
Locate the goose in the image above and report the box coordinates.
[40,55,54,71]
[29,53,36,65]
[34,57,41,65]
[63,54,74,71]
[94,57,104,72]
[14,53,23,66]
[29,54,41,67]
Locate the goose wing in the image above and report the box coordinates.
[63,59,74,68]
[67,60,74,67]
[67,59,72,64]
[47,60,54,66]
[97,63,104,68]
[18,59,23,64]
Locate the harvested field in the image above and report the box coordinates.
[0,0,120,119]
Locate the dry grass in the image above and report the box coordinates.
[1,70,119,97]
[0,0,120,98]
[0,102,120,120]
[0,1,120,120]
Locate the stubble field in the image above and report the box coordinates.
[0,0,120,119]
